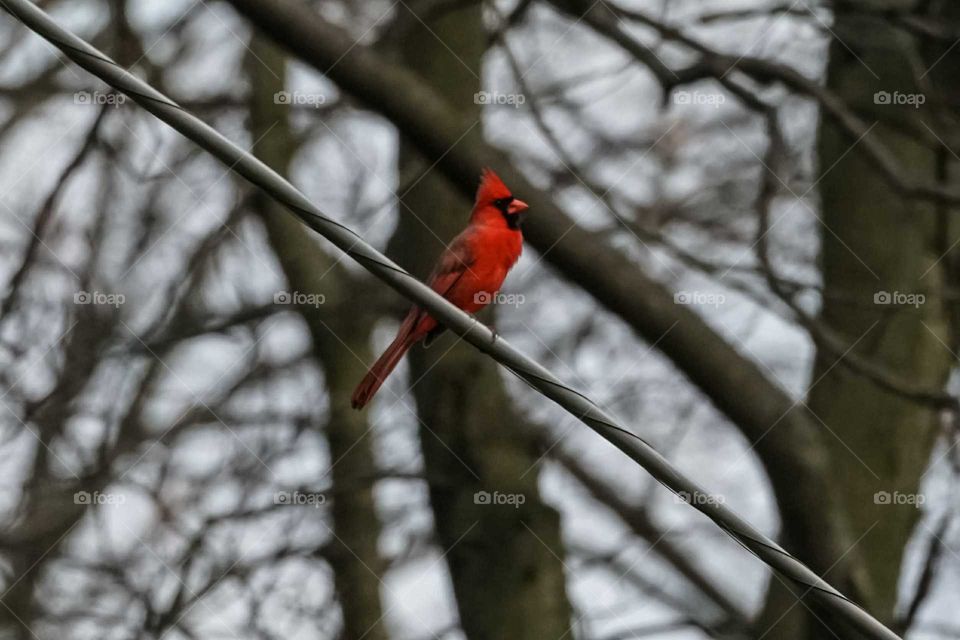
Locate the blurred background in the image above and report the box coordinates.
[0,0,958,638]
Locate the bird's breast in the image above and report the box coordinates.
[472,229,522,272]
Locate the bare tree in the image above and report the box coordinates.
[1,0,959,639]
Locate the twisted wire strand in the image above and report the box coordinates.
[0,1,900,638]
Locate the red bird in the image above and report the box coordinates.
[351,168,528,409]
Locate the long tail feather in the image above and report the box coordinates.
[351,313,419,409]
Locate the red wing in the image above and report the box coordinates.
[407,233,475,344]
[426,233,475,301]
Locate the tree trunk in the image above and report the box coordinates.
[760,4,960,637]
[387,4,573,638]
[246,38,389,640]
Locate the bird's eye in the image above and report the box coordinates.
[494,197,513,213]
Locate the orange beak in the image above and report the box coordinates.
[508,199,529,215]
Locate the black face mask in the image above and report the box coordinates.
[494,197,522,229]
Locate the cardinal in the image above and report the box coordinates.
[351,168,528,409]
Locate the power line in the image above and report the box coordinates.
[0,1,900,638]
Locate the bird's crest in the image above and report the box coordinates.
[476,167,512,204]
